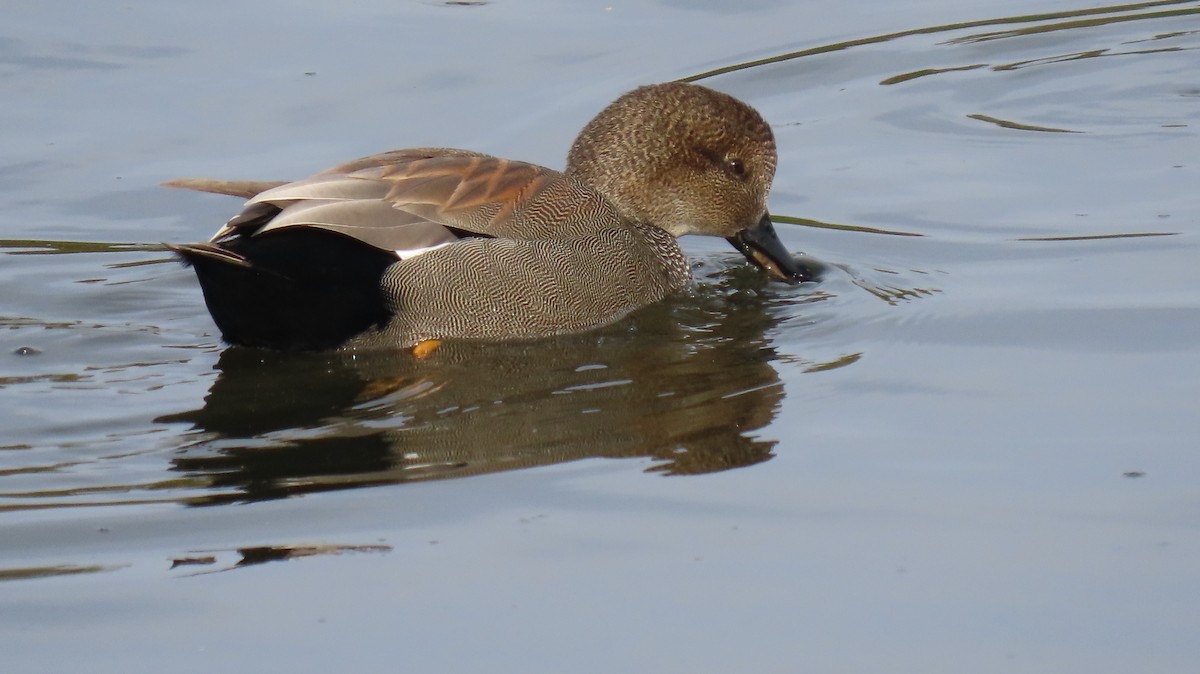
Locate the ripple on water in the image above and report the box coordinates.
[701,1,1198,243]
[0,4,1196,617]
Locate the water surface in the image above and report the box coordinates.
[2,1,1198,672]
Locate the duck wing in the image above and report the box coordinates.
[218,148,600,255]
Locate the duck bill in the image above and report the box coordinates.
[727,213,810,283]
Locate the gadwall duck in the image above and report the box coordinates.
[165,82,810,352]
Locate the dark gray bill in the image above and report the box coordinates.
[727,213,811,283]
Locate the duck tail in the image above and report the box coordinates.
[164,242,253,269]
[161,178,288,199]
[165,232,396,351]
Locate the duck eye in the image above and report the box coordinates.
[725,158,747,180]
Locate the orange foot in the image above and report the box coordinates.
[411,339,442,360]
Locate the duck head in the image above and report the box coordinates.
[565,82,809,283]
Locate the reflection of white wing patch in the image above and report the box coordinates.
[396,241,454,260]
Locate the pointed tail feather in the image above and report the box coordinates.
[163,242,252,268]
[161,178,288,199]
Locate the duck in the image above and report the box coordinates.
[164,82,811,353]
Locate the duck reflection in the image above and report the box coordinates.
[161,265,824,504]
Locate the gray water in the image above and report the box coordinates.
[2,1,1199,672]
